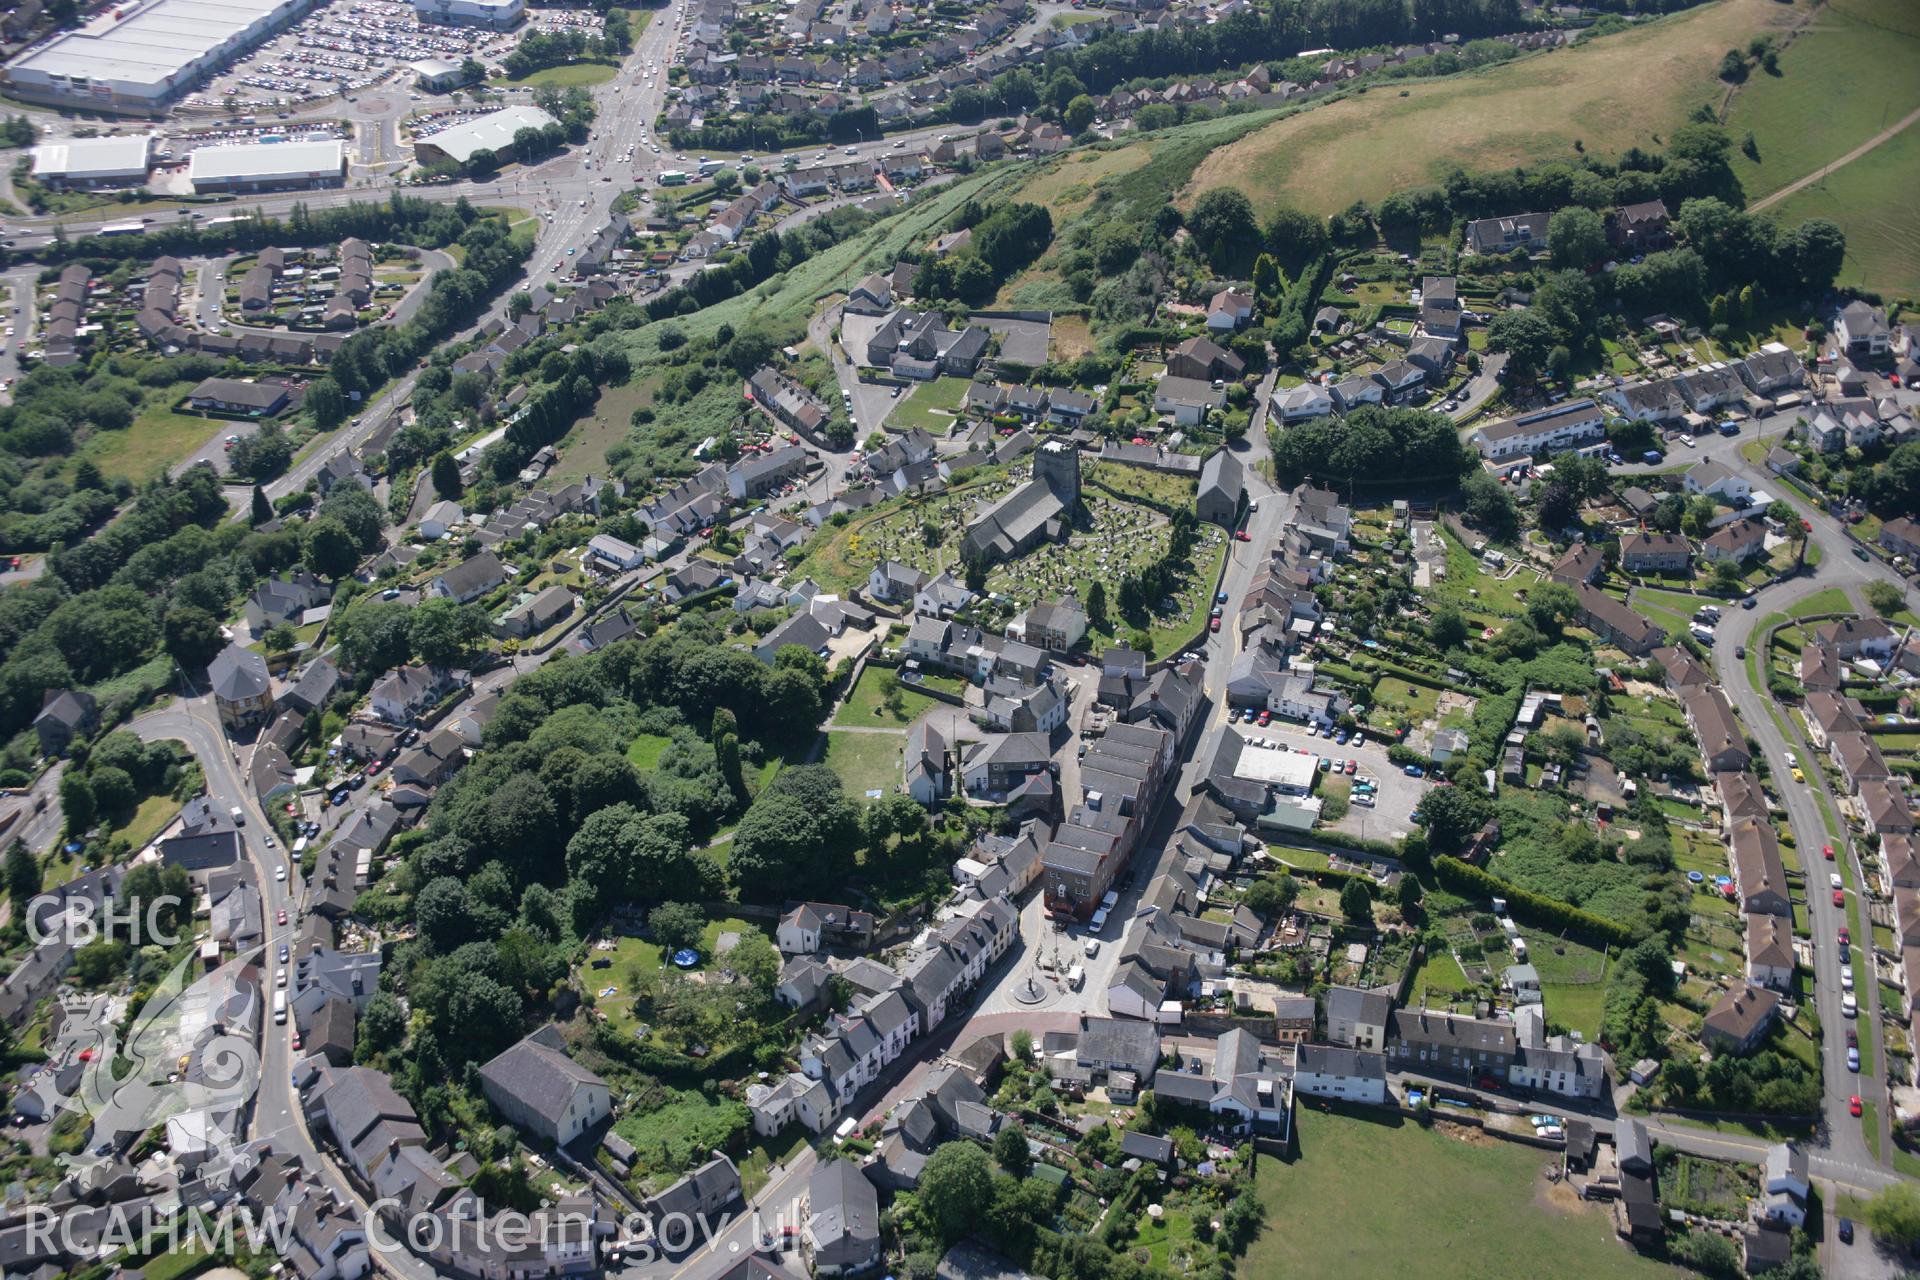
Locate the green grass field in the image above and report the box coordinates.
[1726,0,1920,201]
[1763,118,1920,299]
[1788,587,1853,618]
[83,398,221,485]
[625,732,672,769]
[833,666,918,727]
[884,375,974,435]
[550,376,657,488]
[110,793,181,854]
[592,915,770,1036]
[820,729,903,800]
[1408,946,1476,1006]
[1250,1107,1674,1279]
[1184,0,1789,217]
[1372,676,1445,726]
[1148,536,1227,657]
[490,61,619,88]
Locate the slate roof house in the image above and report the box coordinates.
[1197,449,1244,526]
[429,551,509,604]
[1701,981,1780,1054]
[32,689,96,756]
[210,643,274,731]
[1388,1009,1517,1082]
[643,1155,742,1247]
[803,1159,881,1276]
[478,1028,612,1147]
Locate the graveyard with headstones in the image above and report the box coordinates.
[821,457,1225,637]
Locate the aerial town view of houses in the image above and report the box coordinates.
[0,0,1918,1275]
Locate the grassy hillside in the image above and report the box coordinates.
[1764,119,1920,299]
[1724,0,1920,202]
[1182,0,1790,218]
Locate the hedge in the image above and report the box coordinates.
[1084,474,1186,520]
[1432,855,1635,948]
[1308,829,1406,860]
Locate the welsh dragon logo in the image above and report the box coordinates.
[46,950,264,1181]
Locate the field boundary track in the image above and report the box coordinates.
[1750,104,1920,212]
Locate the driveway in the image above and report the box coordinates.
[1447,351,1508,424]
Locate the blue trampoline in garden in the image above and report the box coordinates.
[1687,871,1704,884]
[671,949,700,969]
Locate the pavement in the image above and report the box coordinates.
[1677,445,1916,1278]
[5,760,67,857]
[128,696,439,1280]
[0,264,38,399]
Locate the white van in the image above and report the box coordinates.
[1066,964,1085,991]
[272,991,287,1025]
[229,806,245,826]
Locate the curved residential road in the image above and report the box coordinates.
[1749,104,1920,214]
[1689,452,1920,1276]
[132,696,442,1280]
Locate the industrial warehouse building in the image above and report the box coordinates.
[412,104,556,168]
[412,0,524,27]
[188,138,346,193]
[3,0,319,112]
[30,134,153,188]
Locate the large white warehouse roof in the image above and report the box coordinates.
[189,138,344,184]
[32,134,154,181]
[6,0,308,102]
[415,105,557,164]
